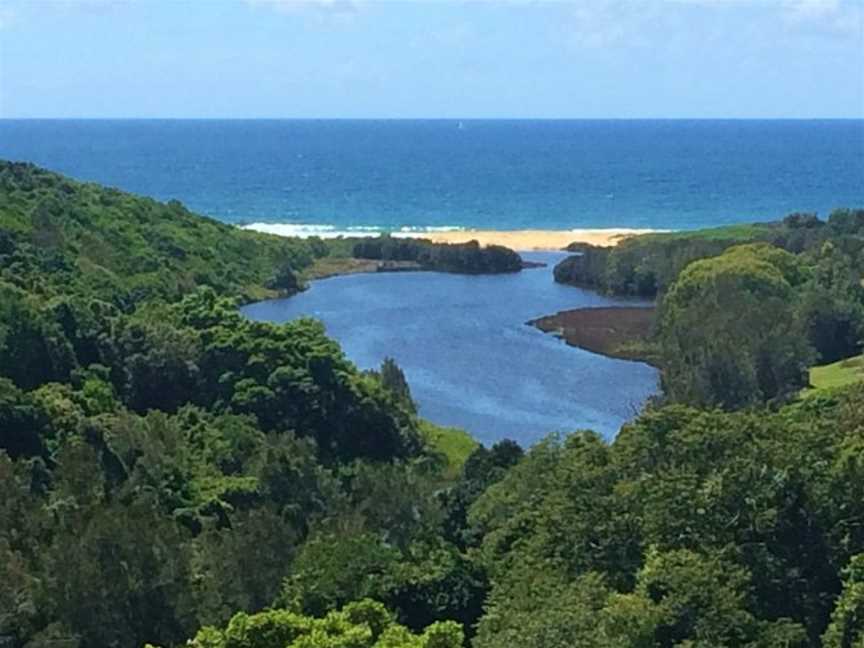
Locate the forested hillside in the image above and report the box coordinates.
[0,163,480,647]
[0,162,328,305]
[468,387,864,647]
[2,164,864,648]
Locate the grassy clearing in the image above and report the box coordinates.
[635,223,774,243]
[419,420,478,481]
[803,354,864,397]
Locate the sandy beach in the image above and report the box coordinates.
[417,228,656,250]
[244,223,658,250]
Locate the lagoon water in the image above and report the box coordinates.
[243,252,658,445]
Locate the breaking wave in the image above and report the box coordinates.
[241,222,468,239]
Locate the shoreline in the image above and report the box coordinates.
[243,223,657,251]
[302,255,545,283]
[421,228,655,250]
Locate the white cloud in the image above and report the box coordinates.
[787,0,841,20]
[1,0,133,23]
[783,0,864,36]
[556,0,863,50]
[562,1,666,50]
[0,7,15,30]
[244,0,361,16]
[39,0,132,8]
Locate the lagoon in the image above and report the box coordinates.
[242,251,659,445]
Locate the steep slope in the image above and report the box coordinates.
[0,161,324,306]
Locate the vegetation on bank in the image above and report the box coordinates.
[3,162,864,648]
[551,211,864,411]
[555,211,862,298]
[300,256,384,281]
[294,229,526,281]
[352,237,523,274]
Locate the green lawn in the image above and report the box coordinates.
[804,354,864,396]
[419,420,478,481]
[635,223,773,243]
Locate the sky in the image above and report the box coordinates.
[0,0,862,119]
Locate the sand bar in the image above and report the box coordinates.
[418,228,656,250]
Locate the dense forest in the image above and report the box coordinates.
[2,162,864,648]
[556,213,864,410]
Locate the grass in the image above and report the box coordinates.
[634,223,774,243]
[803,353,864,397]
[301,257,381,281]
[419,420,478,481]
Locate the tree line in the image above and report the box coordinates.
[556,211,864,410]
[351,237,523,274]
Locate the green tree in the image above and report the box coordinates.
[0,378,46,459]
[823,554,864,648]
[187,599,463,648]
[0,282,77,390]
[796,242,864,363]
[377,357,416,414]
[658,244,814,408]
[279,532,402,618]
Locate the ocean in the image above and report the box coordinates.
[243,252,658,444]
[1,119,862,233]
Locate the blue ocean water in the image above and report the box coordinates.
[243,252,658,445]
[0,119,862,232]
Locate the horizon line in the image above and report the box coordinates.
[1,116,863,122]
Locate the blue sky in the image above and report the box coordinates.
[1,0,862,118]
